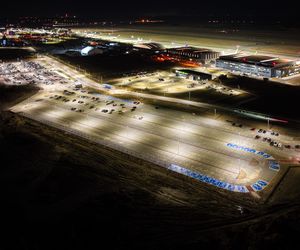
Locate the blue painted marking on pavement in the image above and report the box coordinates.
[168,164,256,193]
[251,183,263,191]
[226,143,272,159]
[269,161,280,171]
[257,180,268,187]
[236,185,248,193]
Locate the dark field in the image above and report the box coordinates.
[55,52,175,80]
[0,83,39,110]
[220,75,300,120]
[0,48,35,61]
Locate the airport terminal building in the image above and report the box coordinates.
[165,46,220,64]
[216,54,300,78]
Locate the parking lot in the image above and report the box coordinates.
[0,60,70,86]
[109,70,243,97]
[12,84,300,192]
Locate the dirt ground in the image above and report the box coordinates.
[1,87,300,249]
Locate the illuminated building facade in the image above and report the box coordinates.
[216,54,300,78]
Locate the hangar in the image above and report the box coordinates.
[165,46,220,64]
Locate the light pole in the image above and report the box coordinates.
[237,158,241,179]
[177,134,180,155]
[164,88,168,97]
[237,131,241,179]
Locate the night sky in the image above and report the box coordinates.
[1,0,298,20]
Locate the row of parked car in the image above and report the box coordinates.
[254,135,282,148]
[254,135,300,150]
[257,128,279,136]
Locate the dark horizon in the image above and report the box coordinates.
[1,0,299,20]
[1,15,300,28]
